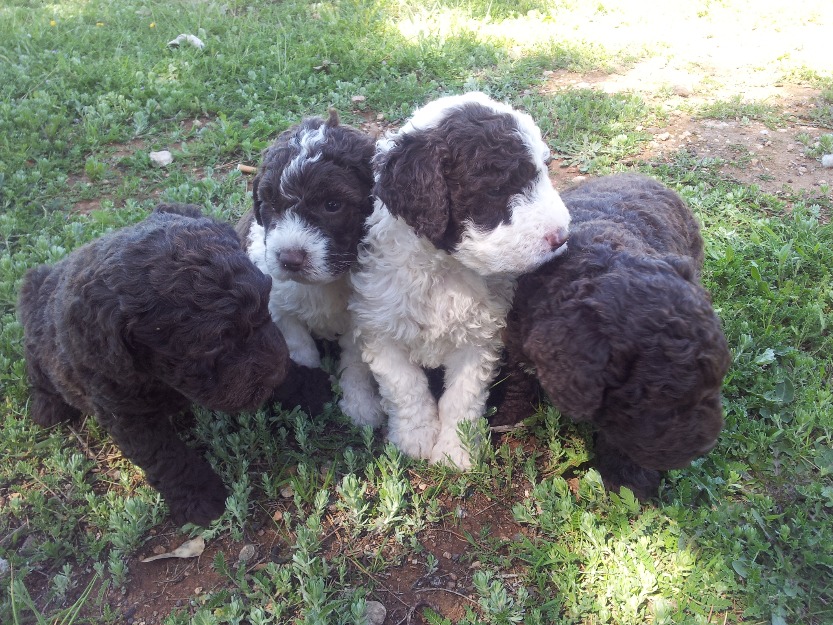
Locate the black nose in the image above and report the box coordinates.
[279,249,306,272]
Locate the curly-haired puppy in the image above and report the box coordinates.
[18,203,290,526]
[491,174,731,499]
[350,92,571,469]
[237,110,383,424]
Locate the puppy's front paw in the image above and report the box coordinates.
[388,421,439,459]
[339,393,384,428]
[429,430,473,470]
[166,472,229,527]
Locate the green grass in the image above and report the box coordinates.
[2,1,833,624]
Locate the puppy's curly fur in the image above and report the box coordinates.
[350,92,570,469]
[238,110,381,422]
[492,175,730,499]
[18,203,290,526]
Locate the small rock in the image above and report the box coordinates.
[149,150,173,167]
[656,132,671,141]
[449,572,458,581]
[821,154,833,168]
[798,166,808,175]
[280,485,294,499]
[194,587,203,595]
[442,551,452,559]
[672,84,693,97]
[470,560,482,570]
[446,580,457,589]
[786,144,795,152]
[238,544,256,565]
[152,545,167,555]
[273,510,283,521]
[351,95,366,103]
[759,129,770,135]
[0,557,9,578]
[364,600,387,625]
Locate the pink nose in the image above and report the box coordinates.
[544,228,568,250]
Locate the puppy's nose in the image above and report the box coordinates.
[279,249,306,272]
[544,228,568,250]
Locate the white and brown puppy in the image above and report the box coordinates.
[350,92,570,468]
[237,111,383,425]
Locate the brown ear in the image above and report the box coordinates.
[521,282,611,422]
[373,132,451,249]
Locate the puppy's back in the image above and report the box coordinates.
[562,174,704,268]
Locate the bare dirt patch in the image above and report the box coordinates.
[544,68,832,200]
[538,1,833,201]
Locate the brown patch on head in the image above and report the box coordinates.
[373,102,539,252]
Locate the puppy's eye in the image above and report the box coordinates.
[486,186,504,198]
[324,200,343,212]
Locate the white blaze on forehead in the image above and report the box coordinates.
[280,124,328,199]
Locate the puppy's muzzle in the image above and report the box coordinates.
[544,228,568,251]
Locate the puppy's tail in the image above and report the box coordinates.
[153,202,203,219]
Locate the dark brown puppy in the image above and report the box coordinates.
[18,203,289,526]
[492,175,730,499]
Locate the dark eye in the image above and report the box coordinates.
[324,200,343,212]
[486,186,504,198]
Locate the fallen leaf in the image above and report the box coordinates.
[141,537,205,563]
[168,34,205,49]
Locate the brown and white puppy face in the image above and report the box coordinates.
[250,111,375,284]
[373,92,570,276]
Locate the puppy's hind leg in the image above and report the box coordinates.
[98,411,228,527]
[24,360,82,427]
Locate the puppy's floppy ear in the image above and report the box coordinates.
[373,132,451,249]
[522,281,610,421]
[659,254,697,281]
